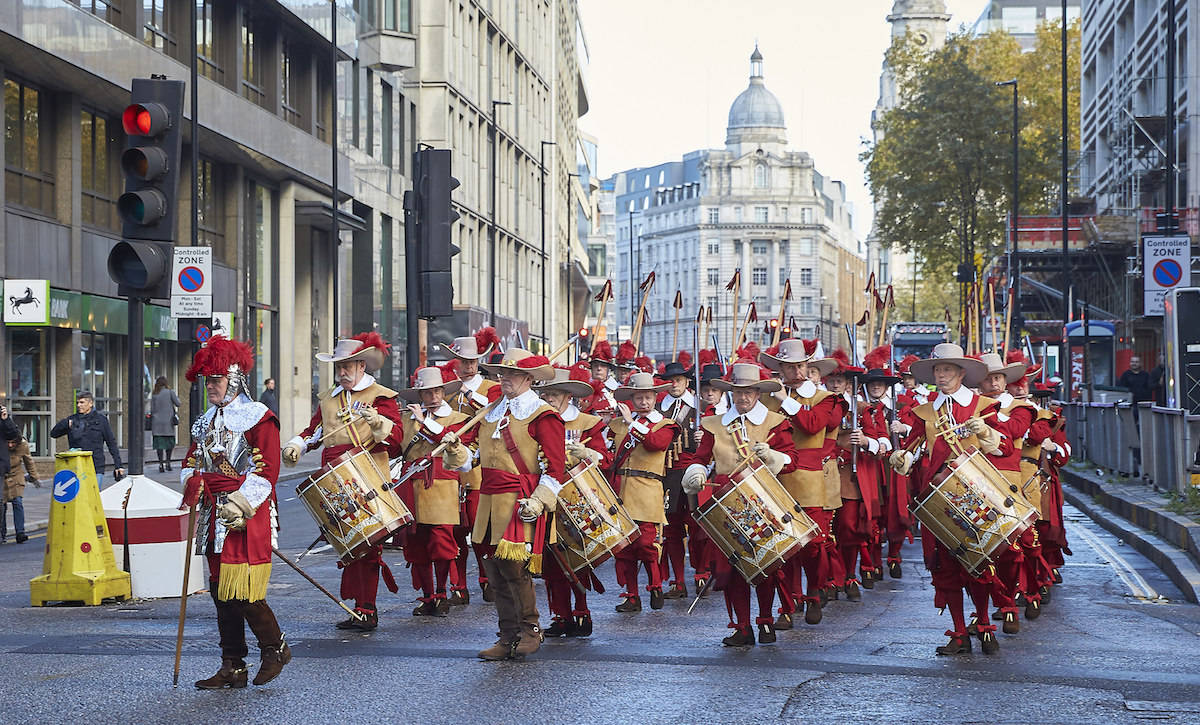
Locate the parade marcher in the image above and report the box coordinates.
[535,367,610,637]
[889,343,1013,655]
[656,352,711,600]
[584,340,620,416]
[445,328,502,604]
[1026,381,1072,586]
[975,351,1036,633]
[681,361,797,646]
[613,341,639,385]
[896,354,928,408]
[759,339,842,626]
[282,333,403,630]
[472,349,567,661]
[395,366,473,617]
[179,338,290,689]
[696,351,728,418]
[608,372,680,612]
[824,350,886,600]
[860,346,907,583]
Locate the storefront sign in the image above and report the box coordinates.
[4,279,50,325]
[44,288,176,340]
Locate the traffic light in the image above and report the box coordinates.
[413,148,460,319]
[578,327,590,340]
[108,77,184,299]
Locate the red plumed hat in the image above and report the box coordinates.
[616,341,637,365]
[568,360,593,383]
[863,345,892,373]
[897,354,919,374]
[697,348,717,367]
[437,359,459,383]
[1005,349,1029,365]
[590,340,614,363]
[635,355,654,373]
[825,348,863,377]
[763,343,781,357]
[734,341,761,361]
[676,350,693,370]
[186,338,254,382]
[474,326,501,356]
[351,331,390,357]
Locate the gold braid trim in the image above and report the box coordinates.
[217,562,271,602]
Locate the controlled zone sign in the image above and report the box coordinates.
[170,246,213,318]
[1144,235,1191,316]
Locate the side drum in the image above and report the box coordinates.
[297,449,413,563]
[553,460,639,573]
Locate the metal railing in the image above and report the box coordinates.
[1061,400,1200,492]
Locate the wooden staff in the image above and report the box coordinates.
[988,280,998,353]
[589,280,612,355]
[173,491,200,687]
[733,301,757,352]
[725,270,741,351]
[876,285,894,349]
[671,290,683,360]
[771,279,791,348]
[702,306,713,348]
[273,546,361,620]
[976,277,985,355]
[547,334,580,364]
[631,272,655,354]
[429,398,498,458]
[1001,281,1015,355]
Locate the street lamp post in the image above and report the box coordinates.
[567,172,579,347]
[489,100,511,324]
[539,140,555,351]
[997,79,1019,347]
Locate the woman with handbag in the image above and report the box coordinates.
[150,376,181,472]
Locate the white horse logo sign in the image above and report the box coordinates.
[4,279,50,325]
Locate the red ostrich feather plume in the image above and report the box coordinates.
[863,345,892,372]
[474,326,501,354]
[185,338,254,382]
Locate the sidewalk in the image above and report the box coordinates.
[2,451,324,538]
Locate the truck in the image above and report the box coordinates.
[889,322,951,360]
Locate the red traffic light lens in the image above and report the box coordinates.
[578,328,589,337]
[122,102,170,136]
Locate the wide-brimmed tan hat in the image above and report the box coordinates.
[397,366,462,402]
[909,343,989,387]
[535,368,595,399]
[445,328,500,361]
[315,333,389,372]
[710,362,783,393]
[480,348,555,382]
[613,372,670,401]
[978,352,1028,384]
[760,339,837,376]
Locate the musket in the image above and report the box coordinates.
[1002,280,1016,354]
[845,323,860,477]
[631,272,656,355]
[988,279,998,353]
[733,301,757,352]
[725,270,741,351]
[693,307,703,434]
[712,333,733,408]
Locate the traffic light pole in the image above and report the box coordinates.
[404,187,420,378]
[127,297,145,476]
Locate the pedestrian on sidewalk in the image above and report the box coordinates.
[50,392,124,484]
[150,376,181,472]
[2,436,39,544]
[260,377,279,416]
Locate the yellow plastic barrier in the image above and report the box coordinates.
[29,451,131,606]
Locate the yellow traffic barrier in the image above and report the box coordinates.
[29,451,131,606]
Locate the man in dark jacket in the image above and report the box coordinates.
[1117,356,1153,403]
[0,403,20,485]
[50,392,124,484]
[260,377,279,416]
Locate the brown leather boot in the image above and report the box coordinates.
[511,624,543,658]
[804,598,823,625]
[478,637,516,661]
[253,638,292,686]
[239,600,291,685]
[615,595,642,612]
[663,582,688,599]
[936,631,972,656]
[194,658,248,690]
[448,589,470,606]
[1003,611,1020,634]
[774,612,793,630]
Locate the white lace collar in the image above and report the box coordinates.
[195,394,267,436]
[336,373,376,395]
[995,391,1014,409]
[561,404,580,422]
[932,385,975,411]
[485,390,544,422]
[785,380,817,399]
[461,374,483,392]
[722,401,768,427]
[642,409,664,424]
[659,391,696,411]
[414,402,453,420]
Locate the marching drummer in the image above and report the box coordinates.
[608,372,680,613]
[535,366,610,638]
[657,352,711,601]
[759,339,842,627]
[283,333,403,631]
[681,361,798,646]
[444,328,501,604]
[888,343,1013,656]
[395,367,474,618]
[179,337,291,689]
[471,349,567,661]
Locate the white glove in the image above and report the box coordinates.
[965,417,988,435]
[889,449,915,476]
[359,405,384,429]
[761,449,789,476]
[217,490,256,531]
[442,443,470,470]
[975,424,1002,455]
[566,440,589,459]
[1040,438,1057,452]
[517,497,544,522]
[751,441,771,457]
[441,430,459,446]
[282,441,303,466]
[681,464,707,495]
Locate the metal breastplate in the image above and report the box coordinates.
[196,416,254,477]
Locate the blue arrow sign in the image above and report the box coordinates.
[52,470,80,503]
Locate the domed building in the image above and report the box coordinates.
[604,47,866,361]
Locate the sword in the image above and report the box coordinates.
[687,575,715,614]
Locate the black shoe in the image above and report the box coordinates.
[844,581,861,602]
[448,590,469,606]
[481,581,495,603]
[1014,592,1027,608]
[434,598,451,617]
[774,612,793,630]
[889,560,903,579]
[860,569,875,589]
[722,628,755,647]
[15,534,28,544]
[412,600,437,617]
[615,596,642,613]
[1025,598,1041,620]
[544,617,572,637]
[694,577,709,595]
[1053,568,1063,584]
[662,583,688,599]
[570,614,593,637]
[967,615,979,637]
[166,461,173,471]
[991,609,1004,621]
[336,607,378,630]
[936,633,972,656]
[1040,585,1052,604]
[805,598,823,625]
[1002,611,1020,634]
[649,588,665,610]
[158,462,165,473]
[980,631,1000,654]
[757,623,776,643]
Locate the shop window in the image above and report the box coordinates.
[8,328,52,457]
[197,158,226,254]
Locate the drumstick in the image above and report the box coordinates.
[272,546,363,621]
[317,414,365,444]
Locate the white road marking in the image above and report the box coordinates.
[1067,519,1160,601]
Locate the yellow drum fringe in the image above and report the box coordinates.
[217,562,272,602]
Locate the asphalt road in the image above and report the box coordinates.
[2,471,1199,724]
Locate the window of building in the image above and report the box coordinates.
[779,267,787,287]
[707,240,720,255]
[707,207,720,224]
[316,60,332,142]
[752,241,768,256]
[781,206,789,222]
[641,196,648,210]
[197,0,223,83]
[734,206,743,222]
[81,109,116,231]
[798,237,815,256]
[144,0,177,56]
[800,207,813,224]
[76,0,121,24]
[281,37,302,127]
[246,180,278,392]
[799,297,814,315]
[706,267,720,286]
[752,267,767,286]
[4,78,54,214]
[241,14,266,107]
[754,206,769,223]
[8,327,53,457]
[658,169,664,185]
[381,82,393,167]
[197,158,226,252]
[385,0,413,32]
[799,267,813,286]
[366,69,376,156]
[754,163,767,188]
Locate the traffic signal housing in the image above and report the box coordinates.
[109,78,184,299]
[413,148,461,319]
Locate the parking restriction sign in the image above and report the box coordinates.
[1143,235,1191,316]
[170,246,212,318]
